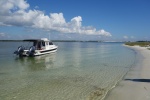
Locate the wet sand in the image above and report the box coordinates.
[105,45,150,100]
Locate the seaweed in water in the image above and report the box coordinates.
[87,86,105,100]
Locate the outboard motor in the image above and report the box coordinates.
[27,46,35,56]
[14,46,24,57]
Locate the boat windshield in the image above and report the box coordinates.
[33,41,42,50]
[49,42,53,45]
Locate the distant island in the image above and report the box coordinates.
[0,40,23,42]
[0,40,127,43]
[0,40,103,42]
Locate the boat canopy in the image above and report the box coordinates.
[23,39,41,42]
[23,38,50,42]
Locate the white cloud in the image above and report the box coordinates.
[130,36,135,39]
[0,32,6,37]
[123,36,136,40]
[35,6,39,9]
[123,36,128,39]
[0,0,112,37]
[0,0,29,15]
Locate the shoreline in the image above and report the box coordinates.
[105,45,150,100]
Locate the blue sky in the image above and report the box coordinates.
[0,0,150,41]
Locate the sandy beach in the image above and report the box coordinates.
[105,45,150,100]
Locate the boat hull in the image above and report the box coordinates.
[34,48,57,56]
[17,47,57,57]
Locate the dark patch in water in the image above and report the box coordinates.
[125,79,150,83]
[0,72,6,75]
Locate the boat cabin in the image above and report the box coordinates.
[24,38,53,50]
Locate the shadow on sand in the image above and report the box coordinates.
[125,79,150,83]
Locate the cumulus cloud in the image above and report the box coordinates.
[0,0,112,37]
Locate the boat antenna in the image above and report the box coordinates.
[49,32,51,40]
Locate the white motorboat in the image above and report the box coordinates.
[14,38,58,57]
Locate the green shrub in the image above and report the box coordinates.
[125,42,150,47]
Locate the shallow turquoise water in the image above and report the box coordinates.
[0,42,136,100]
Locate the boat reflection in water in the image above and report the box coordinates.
[15,53,57,71]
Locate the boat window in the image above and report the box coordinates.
[42,41,45,46]
[49,42,53,45]
[37,42,41,49]
[33,42,37,46]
